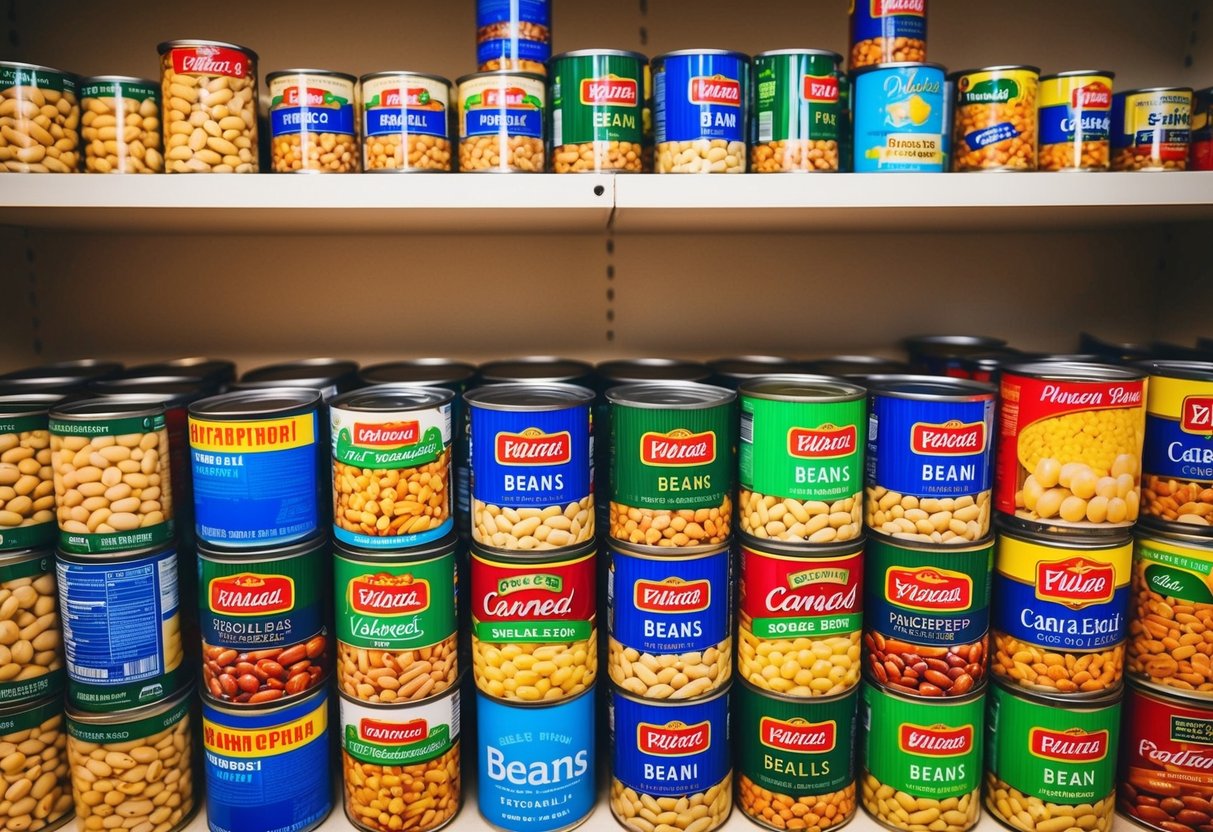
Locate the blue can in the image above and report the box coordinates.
[188,389,323,548]
[203,686,332,832]
[851,62,946,172]
[653,50,749,173]
[477,687,595,832]
[476,0,551,72]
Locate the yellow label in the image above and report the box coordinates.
[1147,374,1213,421]
[1124,90,1192,134]
[203,701,327,758]
[995,534,1131,586]
[957,69,1037,107]
[188,414,315,453]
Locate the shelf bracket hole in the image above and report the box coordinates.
[593,185,605,196]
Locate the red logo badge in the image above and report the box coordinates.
[382,87,432,107]
[802,75,839,104]
[760,717,836,753]
[689,76,741,106]
[171,46,250,79]
[910,420,986,455]
[354,421,419,447]
[360,718,427,745]
[1035,557,1115,609]
[1030,727,1109,762]
[641,430,716,466]
[349,575,430,616]
[495,429,572,465]
[1182,396,1213,435]
[898,723,973,756]
[484,87,533,108]
[282,87,332,108]
[209,574,294,616]
[637,721,711,755]
[1072,82,1112,110]
[884,567,971,613]
[788,424,856,458]
[634,578,710,614]
[581,76,638,106]
[871,0,926,17]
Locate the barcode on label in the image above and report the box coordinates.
[758,111,773,143]
[123,656,159,676]
[740,411,754,444]
[70,665,108,680]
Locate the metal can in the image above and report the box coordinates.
[238,358,360,399]
[1139,361,1213,532]
[607,541,732,700]
[470,542,596,702]
[858,680,983,832]
[0,394,59,551]
[607,382,736,551]
[802,356,912,379]
[751,50,843,173]
[1112,86,1193,171]
[708,356,803,389]
[549,50,645,173]
[157,39,258,174]
[340,685,462,832]
[457,71,546,172]
[0,695,72,832]
[735,680,858,832]
[609,684,733,832]
[0,62,79,174]
[67,686,196,832]
[738,537,863,698]
[480,357,594,387]
[904,334,1008,375]
[202,686,331,832]
[0,549,63,704]
[476,0,551,75]
[851,62,946,173]
[334,535,459,703]
[951,66,1040,172]
[1127,529,1213,698]
[360,71,454,172]
[739,375,866,545]
[991,528,1131,697]
[863,376,996,544]
[267,69,358,173]
[652,50,749,174]
[125,357,236,389]
[984,682,1120,832]
[1036,71,1114,172]
[56,544,184,711]
[197,536,329,706]
[188,388,324,547]
[1193,86,1213,171]
[476,686,595,832]
[848,0,927,69]
[995,362,1147,533]
[79,76,162,173]
[864,534,991,698]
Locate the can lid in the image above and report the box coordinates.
[904,334,1008,355]
[241,358,359,384]
[653,49,751,62]
[865,374,996,400]
[738,374,866,402]
[1001,360,1147,383]
[0,377,92,396]
[266,69,358,84]
[1117,86,1194,97]
[470,538,597,565]
[709,356,805,385]
[0,393,67,417]
[188,387,323,418]
[359,359,476,387]
[597,358,711,386]
[464,382,595,411]
[50,395,167,421]
[989,676,1122,709]
[333,531,459,563]
[754,48,843,63]
[997,521,1132,551]
[2,360,124,381]
[125,358,236,385]
[359,70,453,87]
[550,49,648,63]
[737,531,865,559]
[79,75,160,88]
[1133,359,1213,382]
[850,61,948,77]
[157,39,258,61]
[479,356,594,386]
[456,69,547,86]
[606,381,736,409]
[1039,70,1115,82]
[801,356,912,378]
[330,384,455,411]
[867,529,994,553]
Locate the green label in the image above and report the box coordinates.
[0,414,47,434]
[335,425,445,469]
[70,667,185,713]
[986,683,1119,805]
[737,682,856,797]
[340,692,459,766]
[0,523,56,553]
[1138,539,1213,604]
[960,78,1020,105]
[610,401,734,510]
[335,550,456,651]
[551,54,644,146]
[861,681,983,799]
[0,66,74,94]
[68,693,190,743]
[200,546,326,649]
[739,393,863,502]
[59,520,174,556]
[81,80,158,102]
[50,414,166,436]
[474,619,592,642]
[753,54,840,144]
[0,697,62,734]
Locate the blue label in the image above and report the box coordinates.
[465,107,542,138]
[270,106,355,137]
[1111,94,1127,149]
[469,403,591,508]
[477,38,551,66]
[611,688,730,796]
[866,394,993,498]
[366,107,446,138]
[203,691,331,832]
[477,690,595,832]
[1039,104,1111,145]
[334,517,454,550]
[476,0,550,28]
[655,54,747,144]
[852,65,946,172]
[1143,415,1213,483]
[1135,128,1190,146]
[851,0,927,42]
[609,546,731,655]
[992,572,1128,651]
[964,121,1020,151]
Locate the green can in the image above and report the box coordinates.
[984,682,1120,832]
[736,679,858,831]
[751,50,842,173]
[0,549,64,704]
[738,375,865,545]
[0,394,60,551]
[859,680,984,832]
[549,49,646,173]
[839,74,852,173]
[607,382,736,552]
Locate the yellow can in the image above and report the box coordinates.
[952,65,1039,171]
[1037,70,1114,171]
[1112,86,1193,171]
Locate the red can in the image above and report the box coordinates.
[1193,86,1213,171]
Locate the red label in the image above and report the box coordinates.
[1073,82,1112,110]
[471,551,596,623]
[802,75,839,104]
[580,76,638,106]
[484,87,533,108]
[870,0,926,17]
[382,88,432,107]
[638,720,711,755]
[282,87,331,108]
[641,430,716,466]
[885,567,972,613]
[1035,557,1116,609]
[209,574,294,616]
[495,430,571,465]
[355,421,419,447]
[1031,727,1109,762]
[1122,686,1213,777]
[634,578,710,614]
[760,717,836,753]
[349,575,430,616]
[911,420,987,455]
[689,76,741,107]
[788,424,856,459]
[741,546,863,620]
[899,723,973,756]
[1182,396,1213,435]
[170,46,251,79]
[360,718,427,745]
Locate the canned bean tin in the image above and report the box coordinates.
[476,686,595,832]
[476,0,551,75]
[991,528,1131,697]
[864,534,991,698]
[609,684,733,832]
[652,50,750,174]
[466,383,594,552]
[738,537,863,698]
[951,66,1040,172]
[608,382,736,551]
[709,356,803,390]
[457,71,546,172]
[0,62,79,174]
[238,358,359,399]
[549,50,645,173]
[858,680,984,832]
[361,72,454,172]
[995,362,1147,533]
[0,549,63,703]
[202,686,331,832]
[0,395,59,551]
[188,389,323,548]
[67,686,196,832]
[735,680,859,832]
[607,541,733,701]
[751,50,843,173]
[340,685,462,832]
[1112,87,1193,171]
[838,74,852,172]
[57,544,184,711]
[904,335,1009,376]
[863,376,996,544]
[851,62,946,173]
[197,537,329,706]
[739,376,866,545]
[0,695,72,832]
[1193,87,1213,171]
[79,76,163,174]
[1139,361,1213,532]
[334,536,458,703]
[1037,71,1114,171]
[848,0,927,69]
[984,682,1120,832]
[267,70,358,173]
[470,542,596,702]
[1118,681,1213,832]
[158,40,258,174]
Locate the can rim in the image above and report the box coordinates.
[1001,360,1147,382]
[861,674,988,707]
[337,673,464,711]
[469,538,597,565]
[864,374,997,400]
[266,69,358,84]
[0,547,53,569]
[202,678,329,716]
[1134,359,1213,382]
[754,48,843,62]
[738,531,865,560]
[597,358,712,386]
[359,359,476,387]
[1039,70,1116,82]
[1135,525,1213,551]
[606,381,736,408]
[188,387,323,418]
[330,384,455,412]
[1117,87,1194,96]
[952,65,1042,76]
[610,538,730,560]
[550,49,649,63]
[653,49,751,63]
[610,678,731,707]
[996,522,1133,551]
[50,395,167,420]
[736,674,859,706]
[866,529,995,554]
[157,39,258,61]
[849,62,948,77]
[478,356,594,385]
[738,373,867,402]
[67,680,194,725]
[79,75,160,88]
[463,382,595,410]
[0,393,64,417]
[198,532,330,562]
[359,71,453,87]
[0,61,76,78]
[242,358,358,381]
[0,692,64,722]
[1124,675,1213,709]
[334,531,459,563]
[988,675,1123,709]
[456,69,548,86]
[477,681,597,709]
